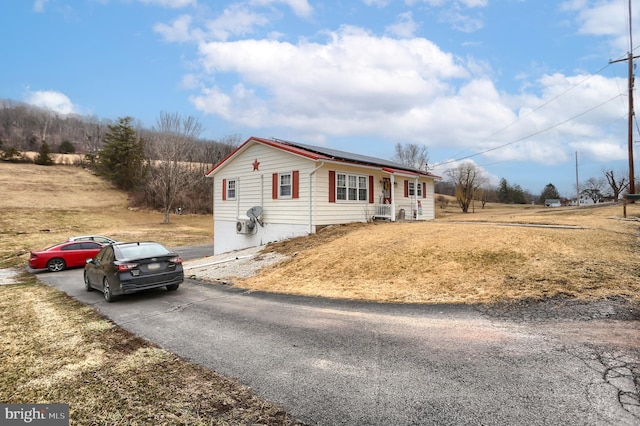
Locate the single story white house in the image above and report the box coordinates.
[205,137,440,254]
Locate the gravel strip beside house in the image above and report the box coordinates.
[183,247,287,283]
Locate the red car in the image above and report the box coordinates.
[29,241,104,272]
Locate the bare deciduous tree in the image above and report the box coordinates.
[392,142,430,171]
[603,169,629,200]
[146,112,203,224]
[581,177,607,203]
[446,162,487,213]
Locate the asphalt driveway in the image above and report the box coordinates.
[33,255,640,425]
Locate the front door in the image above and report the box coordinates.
[382,178,392,204]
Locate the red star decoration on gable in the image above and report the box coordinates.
[252,159,260,171]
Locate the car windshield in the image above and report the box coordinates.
[116,243,172,260]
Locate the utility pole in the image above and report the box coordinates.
[609,0,637,195]
[627,44,635,195]
[575,151,580,206]
[630,0,635,196]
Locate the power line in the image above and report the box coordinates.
[434,92,625,168]
[438,62,619,165]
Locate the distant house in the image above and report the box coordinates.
[205,137,440,254]
[544,199,562,207]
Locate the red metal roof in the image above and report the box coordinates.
[205,136,439,179]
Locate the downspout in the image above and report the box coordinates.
[309,162,325,233]
[211,176,216,249]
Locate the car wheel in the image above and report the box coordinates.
[46,258,66,272]
[166,283,179,291]
[84,271,93,291]
[103,277,115,302]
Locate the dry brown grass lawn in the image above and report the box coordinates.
[249,202,640,304]
[0,274,300,425]
[0,162,212,269]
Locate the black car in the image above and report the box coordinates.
[84,242,183,302]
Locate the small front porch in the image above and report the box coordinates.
[372,201,425,222]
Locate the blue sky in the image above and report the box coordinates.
[1,0,638,197]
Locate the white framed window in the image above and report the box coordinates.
[336,172,368,201]
[279,173,292,198]
[227,178,237,200]
[408,182,423,197]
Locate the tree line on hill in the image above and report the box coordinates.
[1,99,632,217]
[393,143,631,212]
[0,99,238,221]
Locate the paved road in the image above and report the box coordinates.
[33,260,640,425]
[171,244,214,261]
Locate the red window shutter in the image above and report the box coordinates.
[328,170,336,203]
[272,173,278,199]
[293,170,300,199]
[404,180,409,197]
[222,179,227,201]
[422,182,427,198]
[368,175,374,203]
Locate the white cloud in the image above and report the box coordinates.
[24,90,76,114]
[204,4,270,41]
[564,0,639,53]
[154,14,196,42]
[154,5,270,42]
[572,139,627,162]
[33,0,49,12]
[439,7,484,33]
[249,0,313,18]
[186,21,627,167]
[406,1,488,10]
[138,0,197,8]
[386,12,419,38]
[192,26,468,128]
[431,158,499,187]
[158,0,628,170]
[363,0,390,6]
[405,0,486,32]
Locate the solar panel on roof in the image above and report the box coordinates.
[275,139,425,174]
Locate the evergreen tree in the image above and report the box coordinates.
[498,178,511,203]
[539,183,560,203]
[511,184,527,204]
[59,140,75,154]
[97,117,147,190]
[34,141,53,165]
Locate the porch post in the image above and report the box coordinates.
[390,174,396,221]
[415,177,419,220]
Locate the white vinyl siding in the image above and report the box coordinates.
[212,139,437,233]
[213,143,311,225]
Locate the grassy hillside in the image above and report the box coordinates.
[0,162,212,268]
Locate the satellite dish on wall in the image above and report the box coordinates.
[246,206,264,227]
